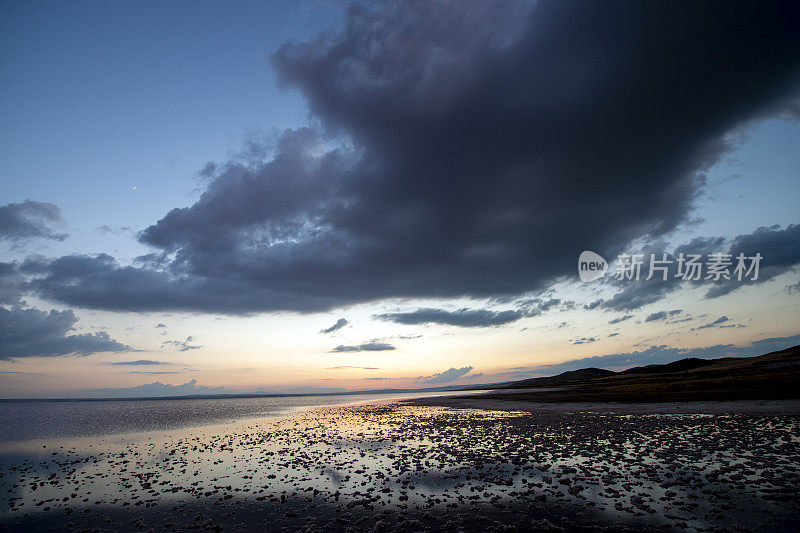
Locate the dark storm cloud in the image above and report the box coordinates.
[22,252,344,314]
[418,366,475,384]
[330,341,395,353]
[0,307,129,360]
[320,318,348,334]
[20,1,800,314]
[0,200,67,242]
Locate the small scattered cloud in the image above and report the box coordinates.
[155,323,166,328]
[376,307,524,328]
[571,337,597,345]
[330,341,395,353]
[645,309,683,322]
[325,365,379,370]
[698,315,729,328]
[375,299,564,329]
[418,366,475,384]
[695,315,746,330]
[609,315,633,324]
[96,225,131,234]
[105,360,170,366]
[162,336,203,352]
[320,318,348,334]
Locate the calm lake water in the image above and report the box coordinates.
[0,390,479,443]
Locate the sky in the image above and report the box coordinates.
[1,0,799,399]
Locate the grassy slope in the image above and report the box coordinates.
[482,344,800,403]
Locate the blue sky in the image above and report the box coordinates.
[1,1,799,398]
[1,0,337,255]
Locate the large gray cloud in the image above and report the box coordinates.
[0,200,67,242]
[0,306,129,360]
[18,0,800,314]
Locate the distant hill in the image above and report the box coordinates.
[617,357,719,375]
[481,344,800,403]
[495,367,615,388]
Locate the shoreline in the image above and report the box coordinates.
[404,394,800,415]
[0,389,485,446]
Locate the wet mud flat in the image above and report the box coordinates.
[1,404,799,532]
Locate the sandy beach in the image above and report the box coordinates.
[1,398,799,532]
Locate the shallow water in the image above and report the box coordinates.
[1,403,798,531]
[0,390,483,443]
